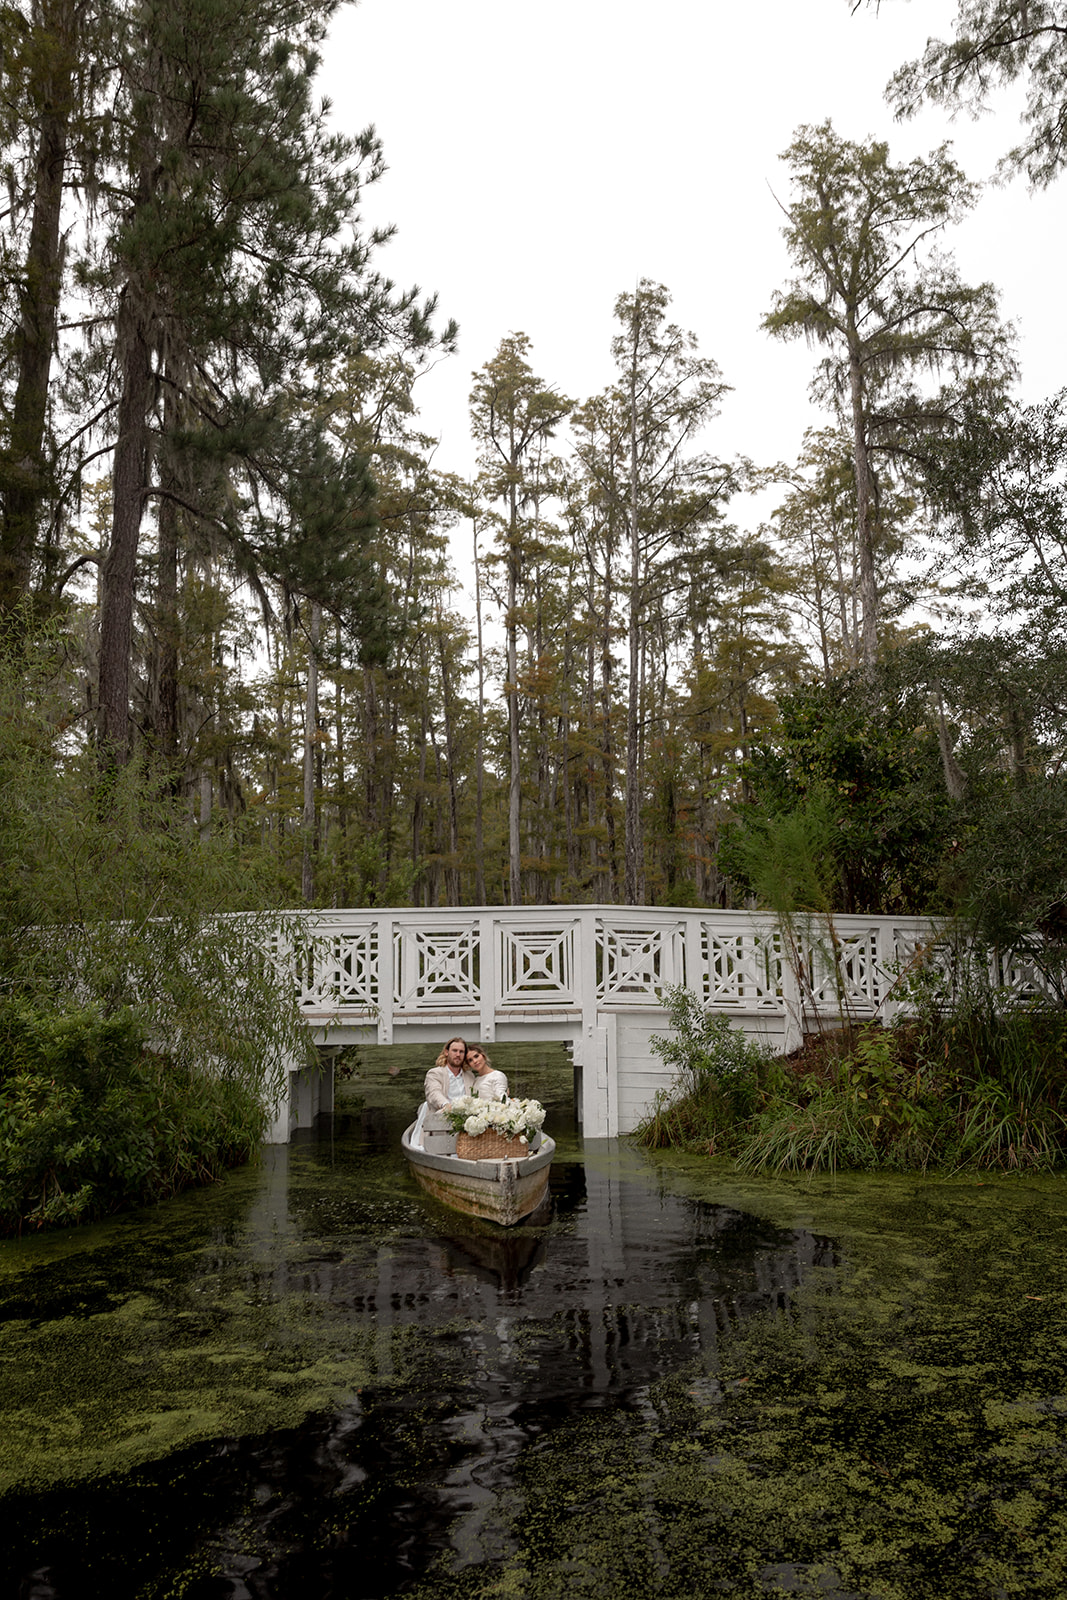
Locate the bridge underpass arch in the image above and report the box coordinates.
[268,905,975,1143]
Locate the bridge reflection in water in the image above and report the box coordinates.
[5,1089,839,1599]
[198,1102,840,1595]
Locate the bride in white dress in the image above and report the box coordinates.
[467,1045,508,1102]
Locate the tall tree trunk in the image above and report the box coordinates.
[97,302,152,765]
[624,363,642,905]
[560,615,575,893]
[935,685,968,801]
[301,601,321,902]
[334,623,350,905]
[506,472,521,905]
[413,704,428,903]
[199,768,212,839]
[473,513,487,904]
[154,491,179,770]
[599,610,618,902]
[436,613,461,906]
[848,342,879,667]
[153,383,180,777]
[0,0,76,613]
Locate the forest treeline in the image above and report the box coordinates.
[2,0,1067,1214]
[1,0,1065,954]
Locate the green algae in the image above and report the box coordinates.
[398,1158,1067,1600]
[0,1044,577,1495]
[6,1046,1067,1597]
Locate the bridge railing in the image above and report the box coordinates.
[263,906,1060,1140]
[263,905,1056,1046]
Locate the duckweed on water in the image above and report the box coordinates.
[3,1048,1067,1597]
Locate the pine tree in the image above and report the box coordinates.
[608,281,731,903]
[85,0,450,766]
[0,0,108,613]
[470,334,571,905]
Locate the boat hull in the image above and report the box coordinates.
[401,1123,555,1227]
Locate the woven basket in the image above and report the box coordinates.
[456,1129,526,1161]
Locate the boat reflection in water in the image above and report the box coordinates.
[2,1101,839,1600]
[435,1209,550,1292]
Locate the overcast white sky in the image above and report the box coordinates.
[317,0,1063,547]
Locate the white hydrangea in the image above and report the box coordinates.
[443,1092,547,1143]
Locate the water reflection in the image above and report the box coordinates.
[2,1077,837,1599]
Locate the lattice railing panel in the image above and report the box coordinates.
[498,923,577,1007]
[890,928,962,1000]
[596,920,683,1004]
[994,948,1055,1003]
[803,927,883,1011]
[704,927,783,1009]
[314,928,378,1011]
[272,925,380,1014]
[394,923,480,1010]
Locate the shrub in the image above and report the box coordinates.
[633,983,1067,1175]
[0,1000,265,1235]
[634,986,770,1151]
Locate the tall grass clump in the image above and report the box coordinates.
[634,978,1067,1177]
[736,1023,951,1176]
[908,979,1067,1171]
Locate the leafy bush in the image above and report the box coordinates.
[0,1000,265,1235]
[0,628,314,1234]
[635,986,770,1151]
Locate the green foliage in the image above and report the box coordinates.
[0,629,311,1228]
[635,986,769,1151]
[884,0,1067,188]
[736,1087,883,1177]
[0,1000,264,1234]
[724,670,953,914]
[640,991,1067,1177]
[721,797,836,917]
[948,785,1067,996]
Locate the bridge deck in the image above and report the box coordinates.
[268,906,1047,1142]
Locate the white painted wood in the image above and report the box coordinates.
[270,905,1007,1139]
[479,912,496,1042]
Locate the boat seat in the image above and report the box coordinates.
[422,1109,456,1156]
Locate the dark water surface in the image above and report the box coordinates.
[3,1046,1067,1598]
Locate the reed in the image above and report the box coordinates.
[633,983,1067,1175]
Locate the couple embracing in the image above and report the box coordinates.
[411,1035,508,1152]
[424,1035,508,1110]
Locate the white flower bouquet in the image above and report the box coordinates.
[443,1094,546,1146]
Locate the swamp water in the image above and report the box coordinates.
[2,1046,1067,1599]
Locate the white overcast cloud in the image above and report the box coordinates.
[318,0,1063,506]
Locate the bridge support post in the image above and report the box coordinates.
[479,914,496,1042]
[264,1048,335,1142]
[379,913,394,1045]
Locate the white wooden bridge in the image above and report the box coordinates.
[266,905,984,1142]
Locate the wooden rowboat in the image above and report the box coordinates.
[401,1121,555,1227]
